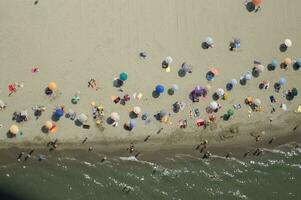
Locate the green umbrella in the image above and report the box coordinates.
[119,72,128,81]
[227,108,234,116]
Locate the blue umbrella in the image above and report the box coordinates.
[155,85,165,94]
[279,77,286,85]
[54,108,64,118]
[130,119,137,128]
[271,59,278,67]
[231,79,238,85]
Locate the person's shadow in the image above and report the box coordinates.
[246,2,255,12]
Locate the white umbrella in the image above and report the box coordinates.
[254,98,261,106]
[171,84,179,91]
[284,39,292,47]
[78,113,88,123]
[231,79,238,85]
[165,56,173,64]
[216,88,225,97]
[110,112,120,121]
[205,37,214,45]
[0,100,5,108]
[244,73,252,80]
[133,106,142,115]
[209,101,218,110]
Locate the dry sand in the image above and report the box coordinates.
[0,0,300,152]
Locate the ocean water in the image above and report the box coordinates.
[0,143,300,200]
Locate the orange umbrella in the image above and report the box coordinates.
[209,67,219,76]
[48,82,57,91]
[252,0,262,6]
[284,57,292,65]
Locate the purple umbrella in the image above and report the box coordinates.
[194,85,204,96]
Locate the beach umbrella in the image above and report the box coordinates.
[209,101,218,110]
[296,59,301,65]
[45,121,53,129]
[216,88,225,97]
[129,119,137,128]
[292,88,298,96]
[227,108,234,116]
[48,82,57,91]
[159,110,167,118]
[171,84,179,91]
[205,37,214,45]
[255,64,265,73]
[78,113,88,123]
[110,112,120,121]
[54,108,64,118]
[209,67,219,76]
[119,72,128,81]
[252,0,262,6]
[271,59,278,67]
[244,73,252,80]
[205,84,212,91]
[231,79,238,85]
[9,125,19,135]
[279,77,286,85]
[133,106,142,115]
[254,98,261,106]
[181,63,192,73]
[165,56,173,64]
[155,85,165,94]
[195,85,204,96]
[284,39,292,47]
[284,57,292,65]
[0,100,5,108]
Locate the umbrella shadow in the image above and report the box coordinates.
[129,111,138,119]
[6,131,16,138]
[240,78,247,86]
[223,114,230,121]
[41,126,49,134]
[267,64,276,71]
[286,94,294,101]
[279,44,287,52]
[252,68,260,78]
[44,87,53,96]
[259,83,264,90]
[201,42,209,49]
[106,117,114,125]
[226,83,233,91]
[168,88,175,96]
[212,93,219,101]
[246,2,255,12]
[280,63,288,69]
[74,119,83,127]
[274,83,281,92]
[178,69,186,77]
[51,114,60,122]
[293,63,300,71]
[152,91,160,98]
[161,61,168,69]
[113,79,124,88]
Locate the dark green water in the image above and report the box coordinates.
[0,143,300,200]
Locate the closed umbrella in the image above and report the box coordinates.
[119,72,128,81]
[231,79,238,85]
[45,121,53,129]
[78,113,88,123]
[9,125,19,135]
[133,106,142,115]
[284,57,292,65]
[205,37,214,45]
[110,112,120,121]
[54,108,64,118]
[48,82,57,91]
[254,98,261,106]
[165,56,173,64]
[284,39,292,47]
[278,77,286,86]
[130,119,137,128]
[155,85,165,94]
[216,88,224,97]
[209,101,218,110]
[227,108,234,116]
[171,84,179,91]
[181,63,192,73]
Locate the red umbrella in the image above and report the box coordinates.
[8,84,16,93]
[252,0,262,6]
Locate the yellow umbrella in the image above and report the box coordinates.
[48,82,57,91]
[45,121,53,129]
[284,57,292,65]
[9,125,19,135]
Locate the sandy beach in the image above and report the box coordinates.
[0,0,301,155]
